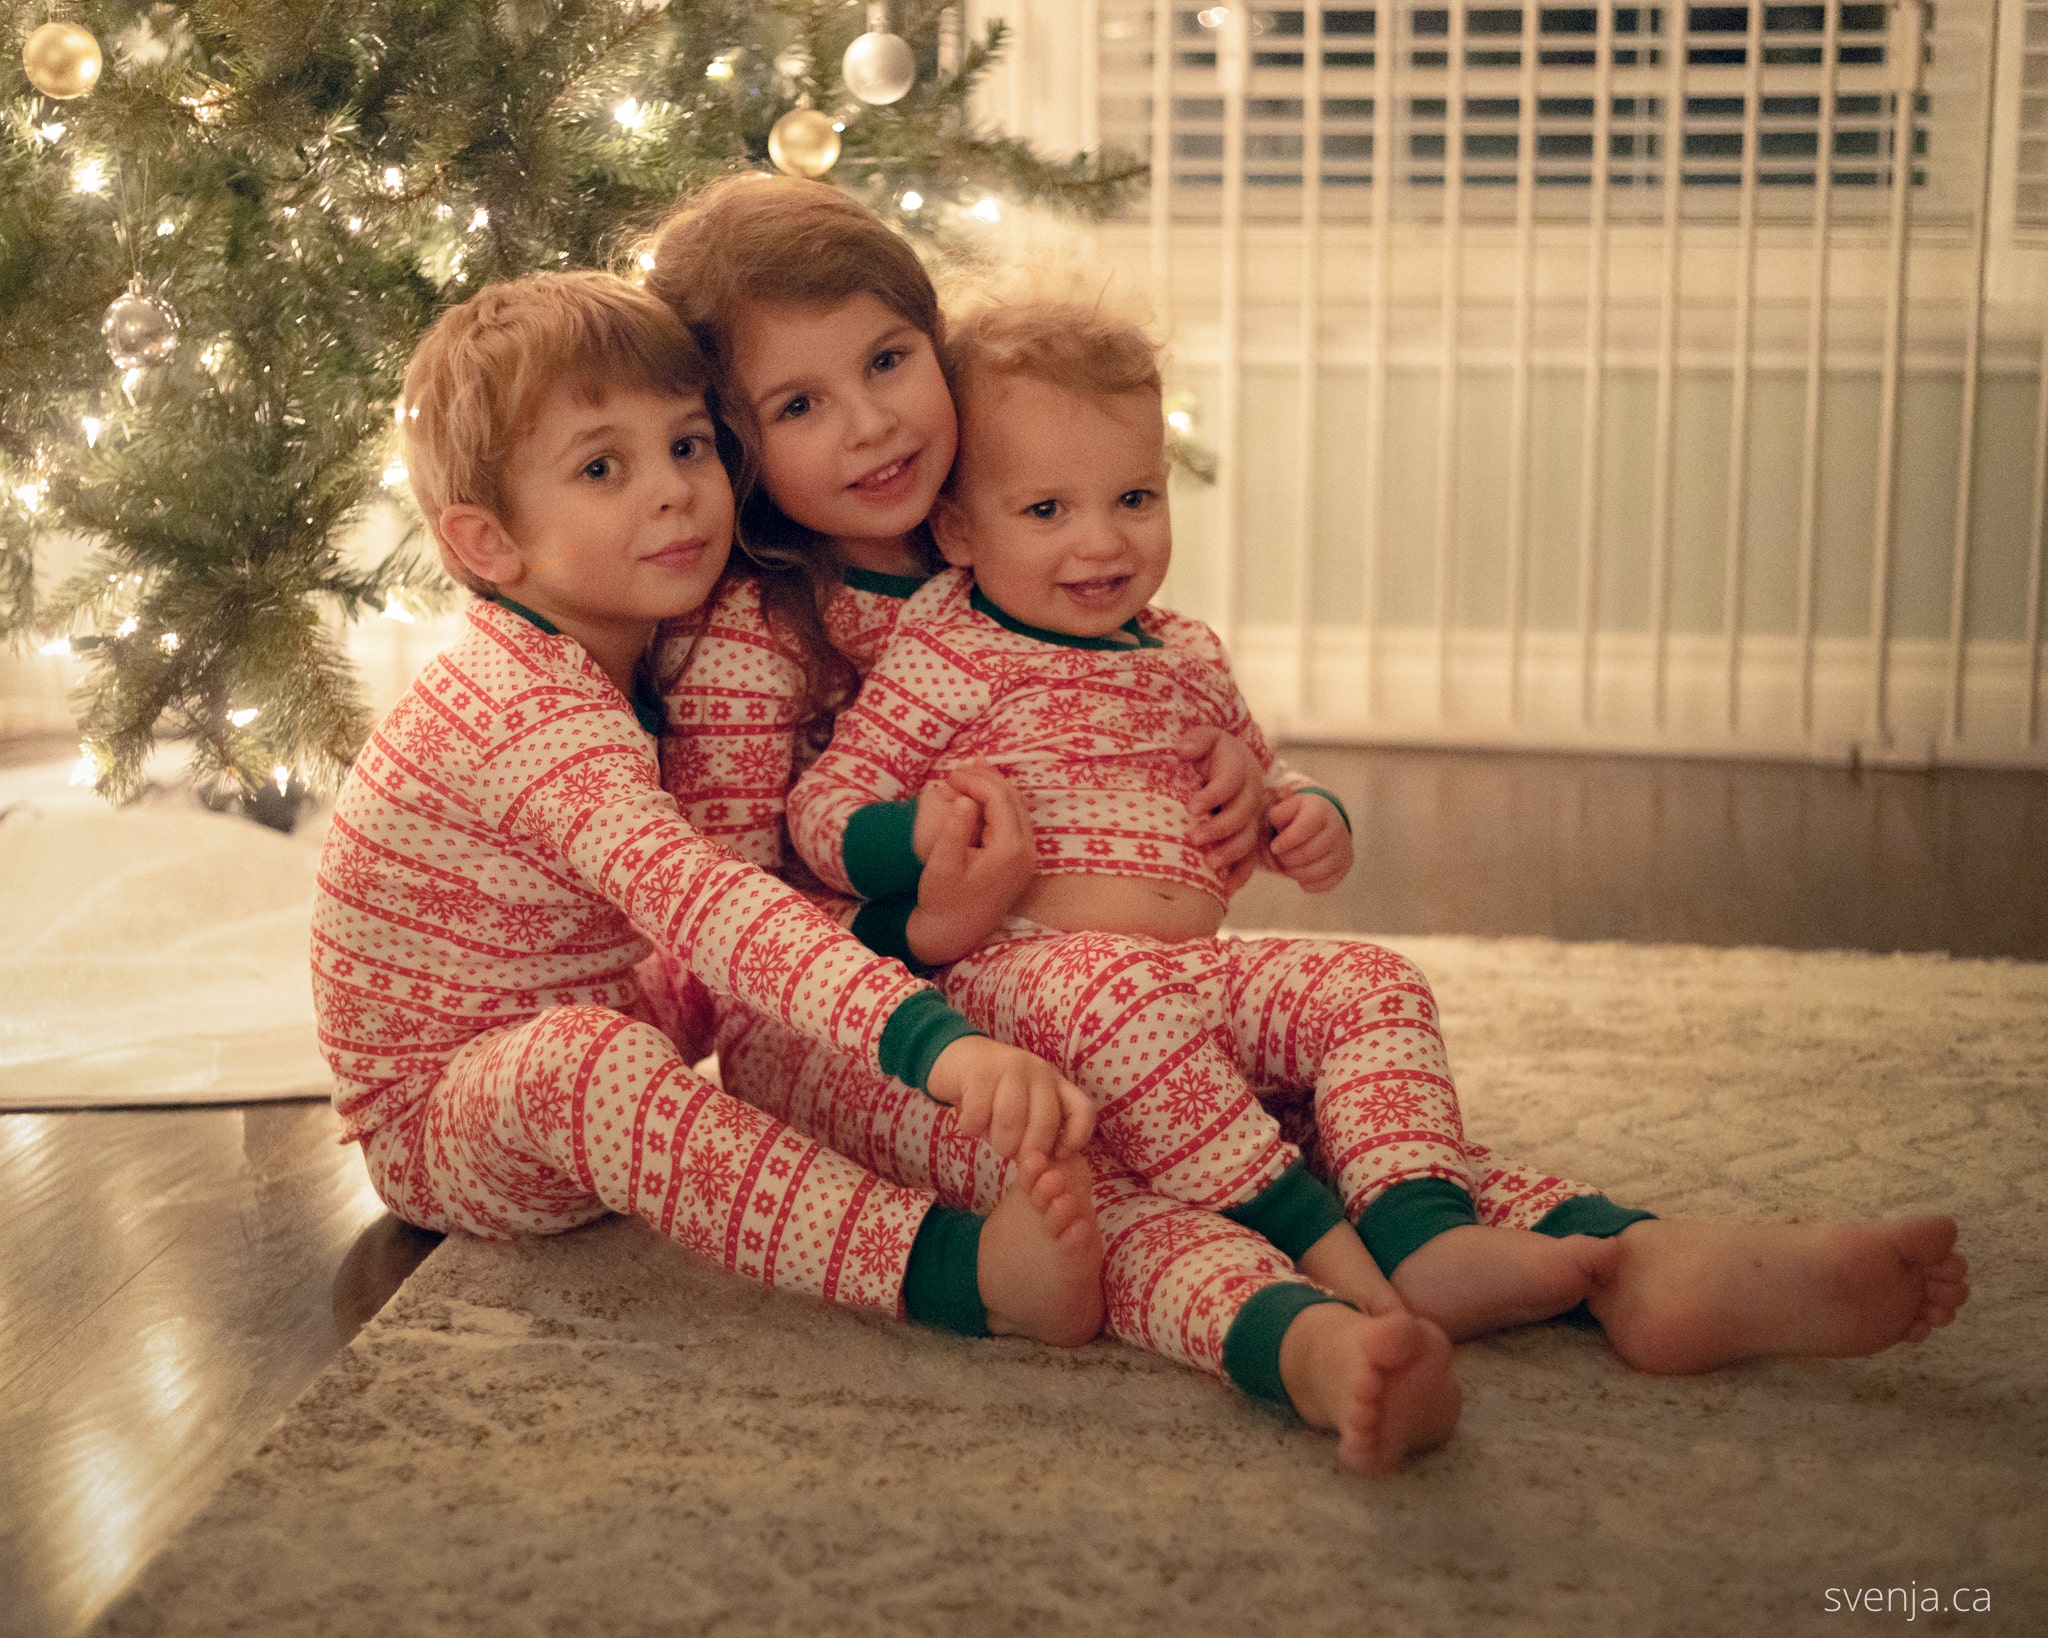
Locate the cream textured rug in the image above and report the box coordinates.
[93,937,2048,1637]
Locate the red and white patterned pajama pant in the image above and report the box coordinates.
[356,999,936,1318]
[712,961,1602,1386]
[938,924,1553,1221]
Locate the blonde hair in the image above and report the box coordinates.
[940,274,1164,462]
[642,175,946,721]
[400,271,713,592]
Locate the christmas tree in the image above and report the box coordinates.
[2,0,1136,806]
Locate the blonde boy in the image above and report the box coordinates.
[311,271,1104,1346]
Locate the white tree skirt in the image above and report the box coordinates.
[0,752,332,1108]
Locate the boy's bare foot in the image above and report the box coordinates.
[1390,1225,1621,1341]
[1297,1223,1404,1315]
[1277,1304,1461,1477]
[1586,1216,1970,1376]
[980,1154,1106,1347]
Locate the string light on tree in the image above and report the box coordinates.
[842,2,915,105]
[22,20,102,100]
[102,277,180,370]
[767,108,841,178]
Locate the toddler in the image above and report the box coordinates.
[782,288,1972,1367]
[310,269,1107,1352]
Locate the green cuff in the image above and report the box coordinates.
[844,801,924,898]
[877,989,982,1093]
[1220,1281,1343,1406]
[1356,1176,1479,1275]
[1220,1162,1348,1262]
[1295,786,1351,835]
[1532,1194,1657,1240]
[850,896,921,969]
[901,1204,989,1337]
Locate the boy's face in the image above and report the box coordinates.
[934,375,1171,640]
[730,291,956,561]
[493,382,733,638]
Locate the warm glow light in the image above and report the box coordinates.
[228,707,260,727]
[1167,409,1194,434]
[380,591,417,624]
[1197,6,1230,26]
[704,52,736,80]
[36,121,65,144]
[469,207,490,231]
[156,218,175,236]
[121,368,143,395]
[346,215,363,233]
[273,765,292,795]
[381,456,409,488]
[81,414,103,447]
[614,97,647,129]
[14,480,46,513]
[159,632,180,652]
[383,165,404,192]
[39,636,72,657]
[69,744,101,787]
[971,196,1002,222]
[73,157,108,195]
[900,190,923,211]
[637,250,657,271]
[115,616,140,638]
[200,343,225,373]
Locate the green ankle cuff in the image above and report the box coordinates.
[1532,1194,1658,1240]
[1220,1161,1348,1261]
[1221,1281,1343,1406]
[901,1204,989,1337]
[1356,1176,1479,1275]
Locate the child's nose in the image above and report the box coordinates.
[845,387,894,445]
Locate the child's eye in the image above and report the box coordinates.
[672,435,709,461]
[1025,499,1060,521]
[776,394,811,421]
[582,456,612,481]
[1118,488,1155,509]
[870,348,904,375]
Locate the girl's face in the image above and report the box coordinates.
[730,291,957,572]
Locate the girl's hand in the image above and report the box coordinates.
[924,1035,1095,1164]
[1266,791,1353,894]
[1177,726,1266,895]
[905,765,1036,965]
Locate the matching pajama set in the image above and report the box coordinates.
[663,569,1638,1400]
[312,598,994,1332]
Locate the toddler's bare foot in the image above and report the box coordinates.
[1278,1304,1461,1477]
[1391,1225,1620,1341]
[1587,1216,1969,1375]
[980,1154,1105,1348]
[1297,1223,1404,1316]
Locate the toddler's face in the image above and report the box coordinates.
[496,382,733,634]
[729,291,956,562]
[935,375,1171,640]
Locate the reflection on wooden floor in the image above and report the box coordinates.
[3,744,2042,1638]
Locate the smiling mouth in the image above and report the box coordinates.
[1059,575,1131,601]
[849,452,916,492]
[648,537,710,564]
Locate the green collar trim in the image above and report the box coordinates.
[489,593,561,636]
[842,565,929,599]
[968,584,1162,651]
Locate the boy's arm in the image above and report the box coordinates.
[786,623,983,899]
[488,691,1085,1150]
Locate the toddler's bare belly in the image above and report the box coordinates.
[1015,872,1227,944]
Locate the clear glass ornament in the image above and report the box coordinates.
[842,4,914,106]
[103,277,181,370]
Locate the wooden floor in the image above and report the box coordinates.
[3,743,2043,1638]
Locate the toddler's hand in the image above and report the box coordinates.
[1267,791,1352,893]
[906,764,1036,965]
[1177,726,1266,895]
[925,1035,1094,1165]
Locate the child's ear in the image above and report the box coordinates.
[439,504,524,588]
[929,493,974,569]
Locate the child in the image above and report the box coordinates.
[780,287,1971,1373]
[641,177,1471,1476]
[310,269,1111,1357]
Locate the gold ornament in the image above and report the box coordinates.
[767,108,840,179]
[23,21,102,100]
[103,277,180,369]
